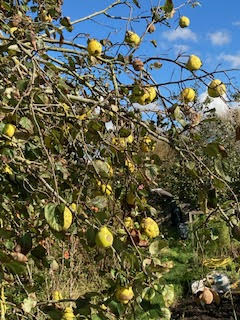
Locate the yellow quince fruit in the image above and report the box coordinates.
[3,165,13,175]
[111,137,127,150]
[208,79,226,98]
[181,88,195,103]
[106,163,114,177]
[63,306,75,320]
[116,287,134,304]
[147,87,157,102]
[141,136,155,152]
[3,124,16,138]
[70,203,77,212]
[133,87,156,105]
[141,217,159,238]
[186,55,202,71]
[126,134,134,144]
[97,180,112,196]
[41,10,52,23]
[179,16,190,28]
[87,39,102,56]
[137,91,150,105]
[125,31,141,47]
[63,206,73,231]
[125,159,135,173]
[53,290,63,301]
[95,226,113,248]
[124,217,134,231]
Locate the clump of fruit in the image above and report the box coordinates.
[97,180,112,195]
[141,136,155,152]
[63,306,75,320]
[53,290,62,301]
[208,79,226,98]
[131,86,157,105]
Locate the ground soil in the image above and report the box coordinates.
[171,296,240,320]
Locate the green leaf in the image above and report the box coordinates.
[93,160,112,178]
[108,300,124,316]
[214,159,231,182]
[60,17,73,32]
[142,287,156,301]
[205,142,220,157]
[88,196,108,209]
[151,40,157,48]
[163,0,174,13]
[149,240,168,255]
[132,0,140,8]
[44,203,63,232]
[213,178,225,190]
[19,117,34,133]
[91,315,105,320]
[6,260,26,274]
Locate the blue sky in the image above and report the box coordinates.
[59,0,240,114]
[61,0,240,71]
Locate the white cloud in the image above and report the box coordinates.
[220,53,240,68]
[208,31,231,46]
[162,28,197,42]
[174,44,189,54]
[233,21,240,26]
[199,91,229,116]
[133,102,159,112]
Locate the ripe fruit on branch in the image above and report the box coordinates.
[181,88,196,103]
[131,86,157,105]
[41,10,52,23]
[141,217,159,238]
[125,31,141,47]
[141,136,155,152]
[53,290,62,301]
[63,306,75,320]
[116,286,134,304]
[111,137,127,150]
[87,39,102,56]
[208,79,226,98]
[97,180,112,195]
[124,217,134,230]
[95,226,113,248]
[3,124,16,138]
[186,55,202,71]
[179,16,190,28]
[125,159,135,173]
